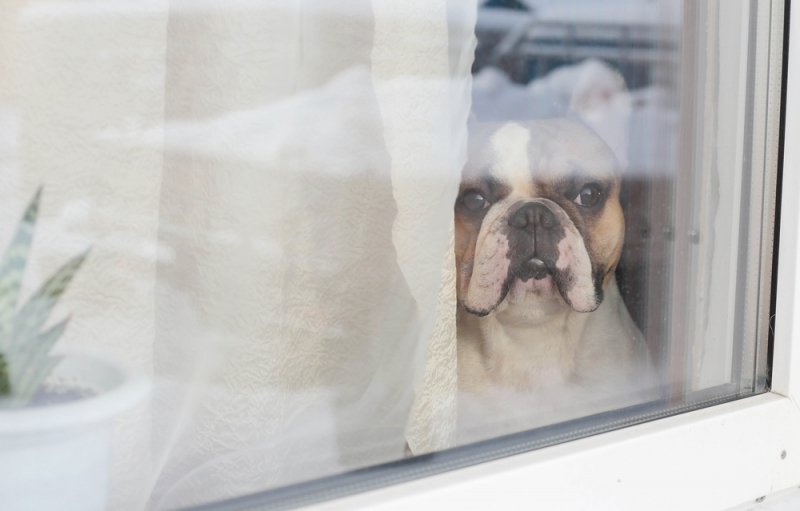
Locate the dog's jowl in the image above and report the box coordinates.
[455,119,657,442]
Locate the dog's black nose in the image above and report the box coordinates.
[508,202,557,230]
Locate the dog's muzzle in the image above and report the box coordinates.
[507,201,562,282]
[463,197,600,316]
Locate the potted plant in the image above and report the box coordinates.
[0,189,149,511]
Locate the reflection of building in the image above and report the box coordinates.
[474,5,679,89]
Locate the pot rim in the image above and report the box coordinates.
[0,347,150,433]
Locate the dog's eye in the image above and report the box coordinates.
[462,191,490,212]
[573,184,602,208]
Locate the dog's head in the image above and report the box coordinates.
[455,119,624,318]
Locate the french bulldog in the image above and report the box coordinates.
[455,119,656,441]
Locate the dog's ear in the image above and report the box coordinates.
[567,60,631,170]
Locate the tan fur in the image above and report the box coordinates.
[455,119,656,442]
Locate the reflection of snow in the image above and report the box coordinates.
[628,86,678,177]
[472,60,677,176]
[472,66,562,120]
[473,59,630,121]
[101,66,388,178]
[100,59,677,179]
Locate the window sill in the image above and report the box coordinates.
[304,392,800,511]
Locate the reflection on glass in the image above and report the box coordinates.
[458,0,678,443]
[0,0,779,509]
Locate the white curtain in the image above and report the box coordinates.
[0,0,476,508]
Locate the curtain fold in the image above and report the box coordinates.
[150,1,475,503]
[370,0,476,456]
[1,1,475,508]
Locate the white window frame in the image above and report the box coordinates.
[299,4,800,511]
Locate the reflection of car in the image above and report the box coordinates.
[475,0,680,88]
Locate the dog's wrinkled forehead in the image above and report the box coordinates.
[464,119,620,188]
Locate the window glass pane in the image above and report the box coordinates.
[0,0,782,509]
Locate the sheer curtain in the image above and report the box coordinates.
[0,0,476,508]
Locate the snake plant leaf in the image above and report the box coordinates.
[8,318,68,394]
[0,354,9,396]
[0,188,89,407]
[9,249,88,354]
[0,187,41,341]
[13,355,63,405]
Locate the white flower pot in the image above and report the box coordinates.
[0,349,150,511]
